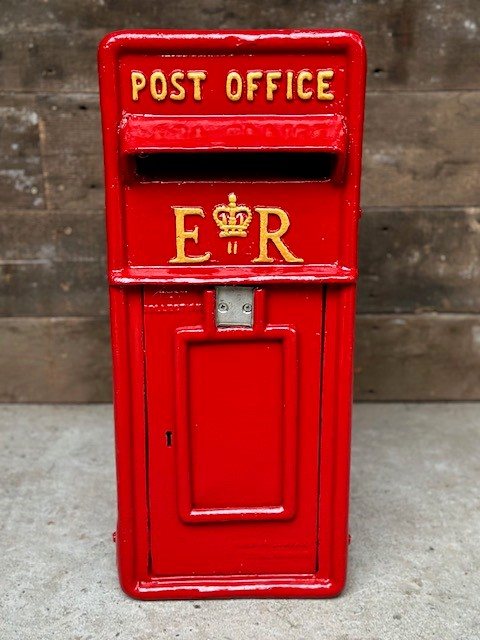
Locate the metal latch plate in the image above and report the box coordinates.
[215,287,254,327]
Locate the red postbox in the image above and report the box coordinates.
[98,30,366,599]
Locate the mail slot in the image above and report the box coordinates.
[98,29,366,599]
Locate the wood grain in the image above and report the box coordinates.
[0,211,106,316]
[0,99,44,210]
[0,317,111,402]
[355,314,480,400]
[358,207,480,313]
[1,92,478,210]
[362,92,479,208]
[0,1,479,401]
[1,314,479,402]
[1,0,478,92]
[2,207,480,316]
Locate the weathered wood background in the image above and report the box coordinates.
[1,0,479,401]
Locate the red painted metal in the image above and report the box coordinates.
[98,29,366,599]
[120,114,347,153]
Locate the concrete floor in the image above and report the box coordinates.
[0,404,479,639]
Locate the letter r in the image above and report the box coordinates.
[253,207,303,263]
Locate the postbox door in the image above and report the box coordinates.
[144,284,324,577]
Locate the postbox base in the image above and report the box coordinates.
[121,574,346,600]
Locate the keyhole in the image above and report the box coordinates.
[165,430,173,447]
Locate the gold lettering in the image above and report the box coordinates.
[266,71,282,101]
[286,71,294,101]
[253,207,303,263]
[150,70,167,101]
[170,71,186,101]
[297,70,313,100]
[169,207,211,264]
[187,71,207,101]
[132,68,333,104]
[131,71,146,101]
[317,70,334,100]
[246,70,263,101]
[226,71,242,101]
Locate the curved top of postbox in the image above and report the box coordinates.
[98,29,365,60]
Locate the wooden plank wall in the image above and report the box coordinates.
[1,0,479,401]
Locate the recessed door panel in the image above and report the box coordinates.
[175,327,297,522]
[144,286,323,577]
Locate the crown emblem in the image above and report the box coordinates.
[212,192,252,254]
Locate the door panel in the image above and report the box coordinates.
[175,325,297,522]
[144,286,323,577]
